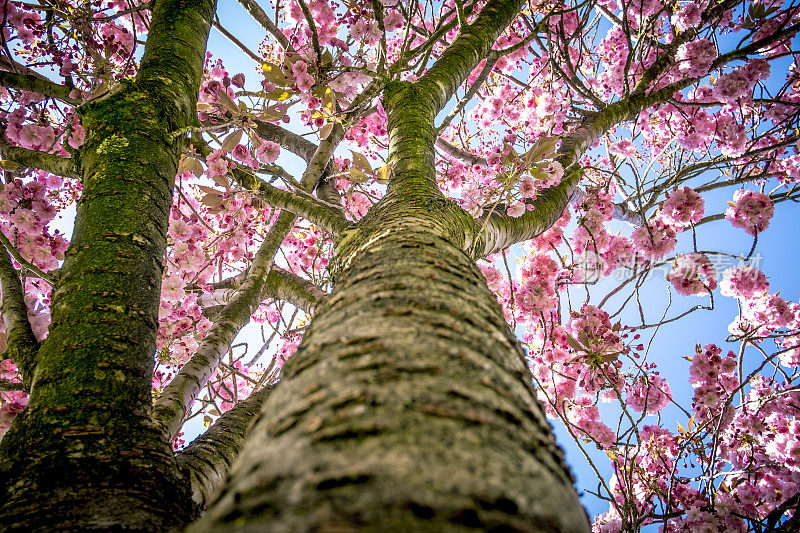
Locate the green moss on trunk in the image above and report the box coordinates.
[0,0,217,529]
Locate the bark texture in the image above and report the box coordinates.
[190,201,589,532]
[177,386,272,510]
[0,82,194,533]
[0,246,38,386]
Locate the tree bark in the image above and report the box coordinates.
[0,0,216,530]
[191,192,589,531]
[188,38,589,526]
[0,0,593,527]
[177,386,272,510]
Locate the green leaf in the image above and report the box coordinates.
[349,167,368,183]
[265,88,295,101]
[526,136,558,162]
[221,129,244,152]
[319,122,334,140]
[197,185,221,195]
[564,333,584,352]
[261,61,288,86]
[216,90,239,114]
[260,104,287,122]
[201,192,224,208]
[578,330,591,348]
[375,163,393,183]
[211,173,230,188]
[351,151,372,174]
[248,128,263,148]
[749,3,766,18]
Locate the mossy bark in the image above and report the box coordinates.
[0,0,592,528]
[0,0,216,530]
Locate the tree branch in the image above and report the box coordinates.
[235,0,293,52]
[417,0,526,114]
[229,167,351,235]
[152,87,381,439]
[471,93,659,256]
[555,0,785,172]
[436,137,487,166]
[193,266,327,317]
[190,129,345,231]
[435,52,498,132]
[152,225,290,438]
[175,385,271,509]
[0,127,78,179]
[296,0,322,63]
[471,170,581,257]
[253,120,319,162]
[469,13,781,257]
[251,121,341,203]
[455,9,800,257]
[436,139,643,227]
[0,70,77,104]
[0,56,59,84]
[0,230,56,284]
[0,244,39,387]
[266,267,327,313]
[212,20,261,63]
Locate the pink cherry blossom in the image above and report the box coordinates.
[631,220,677,260]
[659,187,704,227]
[519,176,536,198]
[4,4,800,530]
[671,2,702,32]
[162,275,187,303]
[625,374,672,415]
[256,141,280,164]
[725,189,774,236]
[666,253,717,296]
[720,265,769,299]
[506,200,525,217]
[676,38,717,78]
[231,144,250,162]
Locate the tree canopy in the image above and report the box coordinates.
[1,0,800,530]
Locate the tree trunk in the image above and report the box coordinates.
[0,0,216,529]
[191,195,590,531]
[0,79,196,533]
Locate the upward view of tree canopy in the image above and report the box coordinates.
[1,0,800,529]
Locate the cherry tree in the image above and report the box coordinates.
[0,0,799,530]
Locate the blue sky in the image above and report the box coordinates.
[551,194,800,521]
